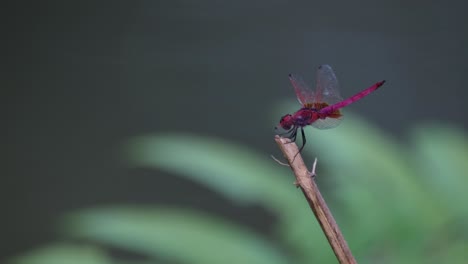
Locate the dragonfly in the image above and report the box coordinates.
[275,64,385,155]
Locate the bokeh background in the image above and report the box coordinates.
[3,1,468,263]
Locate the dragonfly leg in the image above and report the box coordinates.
[284,127,298,144]
[290,128,298,141]
[292,127,306,162]
[298,126,306,153]
[277,126,295,137]
[292,127,307,162]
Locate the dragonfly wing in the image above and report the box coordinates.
[288,73,316,106]
[316,64,343,105]
[311,116,342,129]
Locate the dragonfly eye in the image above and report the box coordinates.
[279,114,293,130]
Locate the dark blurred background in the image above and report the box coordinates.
[2,0,467,261]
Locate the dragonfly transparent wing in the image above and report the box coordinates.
[288,73,316,106]
[311,117,342,129]
[315,64,343,105]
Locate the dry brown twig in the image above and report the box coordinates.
[274,135,357,264]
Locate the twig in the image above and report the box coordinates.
[274,135,357,264]
[270,154,290,166]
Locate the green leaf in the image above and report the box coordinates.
[303,114,447,256]
[412,124,468,219]
[124,134,295,212]
[428,241,468,264]
[8,244,111,264]
[124,134,335,262]
[61,206,290,264]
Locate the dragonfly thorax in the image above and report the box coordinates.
[292,108,319,127]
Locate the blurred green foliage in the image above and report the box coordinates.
[9,114,468,264]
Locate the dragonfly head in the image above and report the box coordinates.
[277,114,293,130]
